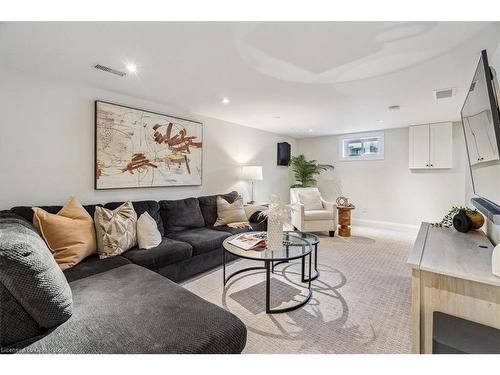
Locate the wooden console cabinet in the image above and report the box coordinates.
[407,223,500,353]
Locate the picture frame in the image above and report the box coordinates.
[95,100,203,189]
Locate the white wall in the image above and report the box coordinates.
[298,124,467,227]
[0,66,295,209]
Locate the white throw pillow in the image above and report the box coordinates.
[214,195,249,226]
[298,190,324,211]
[137,212,162,249]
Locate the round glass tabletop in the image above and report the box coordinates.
[223,231,312,261]
[285,231,320,246]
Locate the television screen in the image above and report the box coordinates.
[461,49,500,207]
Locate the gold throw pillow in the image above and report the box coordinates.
[94,201,137,259]
[33,197,96,270]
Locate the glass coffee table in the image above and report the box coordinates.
[222,231,313,314]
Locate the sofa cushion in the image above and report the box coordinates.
[63,254,131,283]
[122,238,193,269]
[209,226,253,235]
[304,209,334,220]
[167,228,231,255]
[198,191,239,226]
[0,212,73,347]
[22,264,247,353]
[159,197,205,233]
[11,204,101,225]
[104,200,164,236]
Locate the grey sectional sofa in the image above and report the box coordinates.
[0,191,264,354]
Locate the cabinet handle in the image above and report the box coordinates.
[426,164,429,167]
[430,164,434,167]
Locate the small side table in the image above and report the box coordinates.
[337,206,354,237]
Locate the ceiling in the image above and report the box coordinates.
[1,21,500,138]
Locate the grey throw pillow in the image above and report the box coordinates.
[0,213,73,332]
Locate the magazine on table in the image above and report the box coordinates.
[228,232,267,250]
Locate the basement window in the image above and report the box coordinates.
[339,131,384,161]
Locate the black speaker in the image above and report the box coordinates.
[277,142,291,166]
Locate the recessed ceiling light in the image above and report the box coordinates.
[221,97,230,105]
[125,63,137,73]
[376,120,384,123]
[308,129,313,133]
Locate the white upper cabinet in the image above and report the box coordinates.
[409,122,453,169]
[430,122,453,168]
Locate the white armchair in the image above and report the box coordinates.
[290,187,337,236]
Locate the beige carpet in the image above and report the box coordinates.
[182,226,417,354]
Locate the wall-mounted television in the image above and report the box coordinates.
[461,49,500,211]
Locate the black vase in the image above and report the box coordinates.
[453,210,472,233]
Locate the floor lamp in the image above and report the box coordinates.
[241,166,263,204]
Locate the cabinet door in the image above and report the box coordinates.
[430,122,453,168]
[409,124,430,168]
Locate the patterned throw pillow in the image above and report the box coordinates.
[214,195,249,226]
[94,201,137,259]
[32,197,96,270]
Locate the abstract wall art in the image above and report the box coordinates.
[95,101,203,189]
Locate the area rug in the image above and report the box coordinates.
[182,226,417,354]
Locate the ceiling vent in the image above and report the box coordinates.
[93,64,127,77]
[433,88,455,100]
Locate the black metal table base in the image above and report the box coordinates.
[271,243,319,282]
[223,251,313,314]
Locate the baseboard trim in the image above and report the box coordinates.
[352,218,420,233]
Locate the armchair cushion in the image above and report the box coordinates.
[304,210,334,221]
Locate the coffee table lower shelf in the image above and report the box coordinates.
[223,252,313,314]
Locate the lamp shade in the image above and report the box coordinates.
[241,166,263,181]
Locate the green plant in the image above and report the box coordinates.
[289,155,334,188]
[433,206,478,228]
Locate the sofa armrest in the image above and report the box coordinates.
[290,203,305,229]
